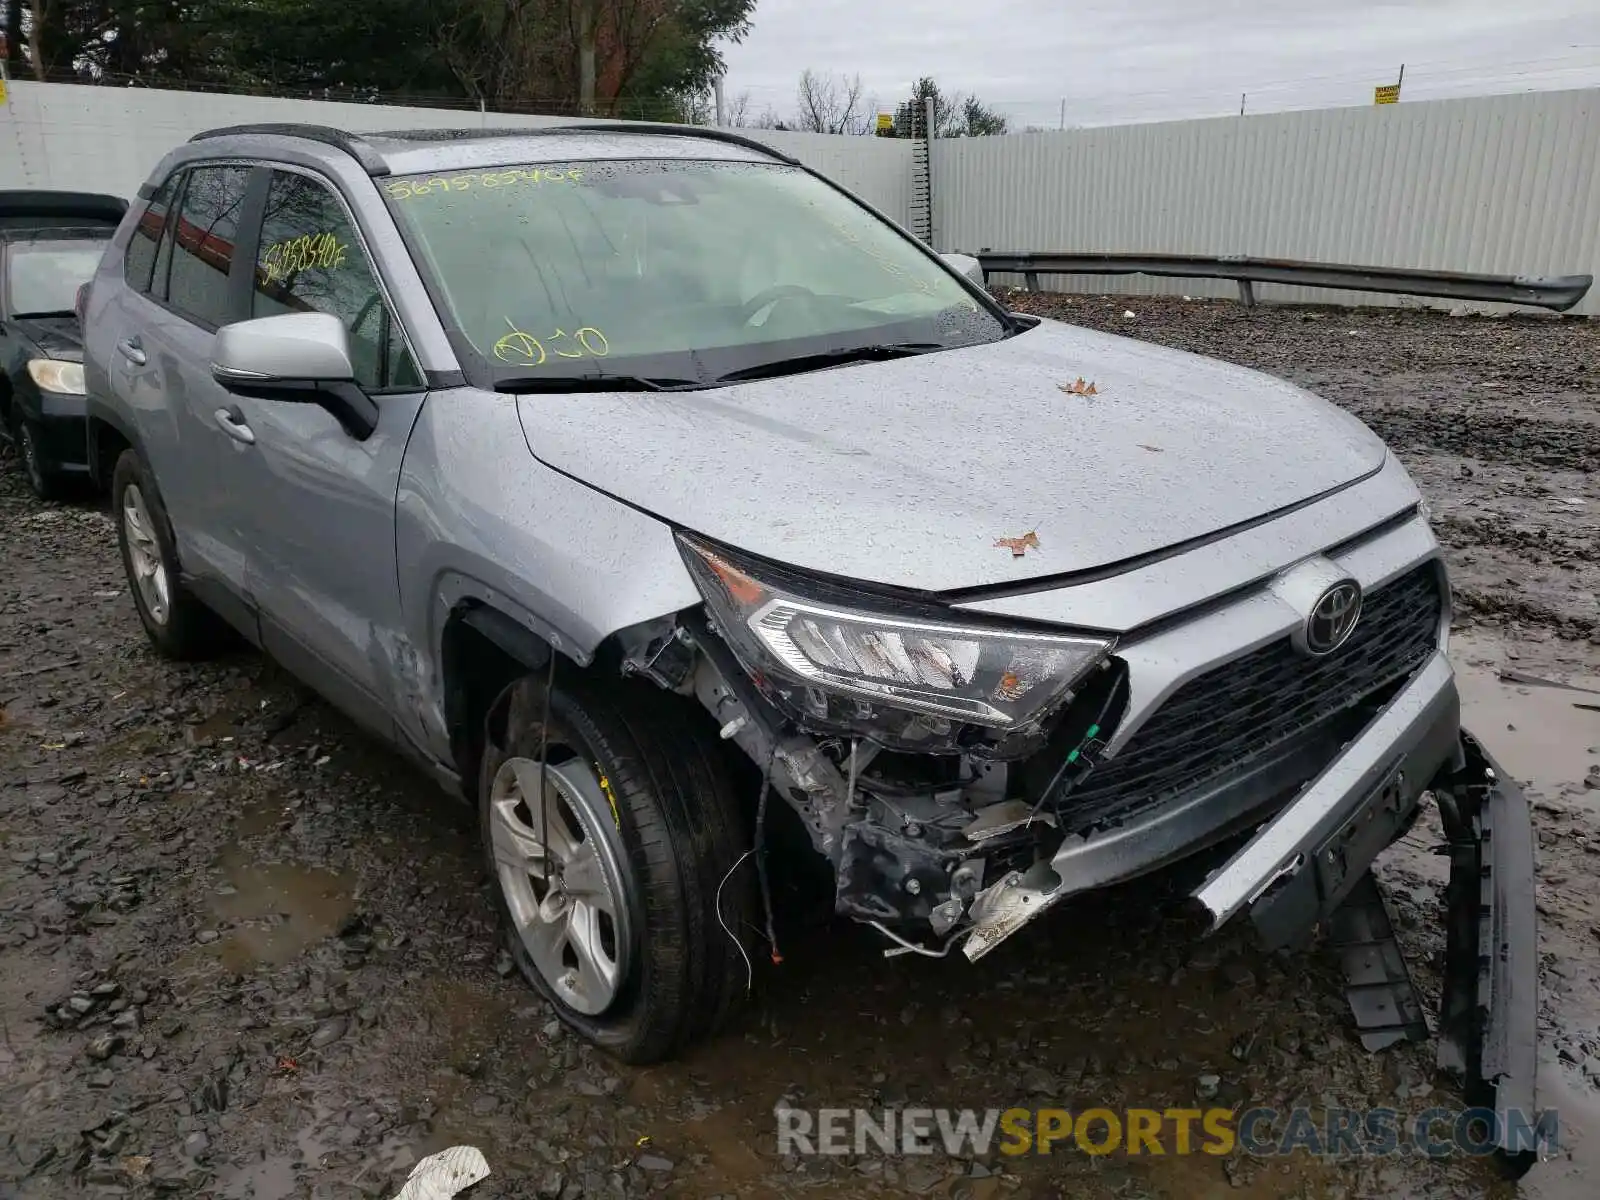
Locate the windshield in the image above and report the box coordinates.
[383,158,1007,385]
[5,239,107,316]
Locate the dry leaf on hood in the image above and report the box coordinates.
[994,531,1041,557]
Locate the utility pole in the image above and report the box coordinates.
[1240,92,1246,116]
[1058,98,1065,130]
[925,93,937,248]
[576,0,597,116]
[714,75,725,127]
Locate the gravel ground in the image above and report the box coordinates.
[2,296,1598,1200]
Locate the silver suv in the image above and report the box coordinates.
[80,123,1536,1143]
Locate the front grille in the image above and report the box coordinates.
[1054,562,1444,833]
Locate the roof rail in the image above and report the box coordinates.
[551,122,801,165]
[188,124,392,176]
[364,121,801,165]
[187,119,802,176]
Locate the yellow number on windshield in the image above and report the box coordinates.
[493,328,546,368]
[494,321,609,368]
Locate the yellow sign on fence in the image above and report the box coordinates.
[1374,84,1400,105]
[876,112,893,131]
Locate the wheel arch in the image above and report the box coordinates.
[435,584,705,802]
[86,400,141,490]
[439,596,572,802]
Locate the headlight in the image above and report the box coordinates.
[679,535,1113,730]
[27,359,86,395]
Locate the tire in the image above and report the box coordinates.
[110,449,230,660]
[480,668,754,1064]
[16,417,64,502]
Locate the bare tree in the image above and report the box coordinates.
[725,88,754,126]
[793,68,872,135]
[679,86,713,124]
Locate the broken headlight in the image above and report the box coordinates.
[680,536,1112,731]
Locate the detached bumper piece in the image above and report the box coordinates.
[1327,872,1430,1051]
[1435,731,1543,1177]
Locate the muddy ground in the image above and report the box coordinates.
[2,296,1598,1200]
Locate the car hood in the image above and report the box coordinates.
[514,317,1388,593]
[9,315,84,362]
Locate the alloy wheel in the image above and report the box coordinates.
[489,755,633,1015]
[121,482,170,626]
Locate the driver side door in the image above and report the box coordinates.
[225,166,427,743]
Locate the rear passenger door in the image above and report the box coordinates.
[104,163,262,636]
[228,167,427,742]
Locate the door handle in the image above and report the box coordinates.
[213,407,256,445]
[116,337,146,366]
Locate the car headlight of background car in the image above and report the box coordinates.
[679,535,1113,744]
[27,359,86,395]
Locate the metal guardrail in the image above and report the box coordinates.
[970,251,1594,312]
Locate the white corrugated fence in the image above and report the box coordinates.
[935,88,1600,314]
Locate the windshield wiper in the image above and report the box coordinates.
[493,374,704,394]
[10,309,77,320]
[713,342,944,385]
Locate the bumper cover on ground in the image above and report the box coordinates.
[1435,730,1543,1175]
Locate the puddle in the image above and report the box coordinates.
[1524,1063,1600,1199]
[1451,634,1600,806]
[214,1122,330,1200]
[210,851,355,970]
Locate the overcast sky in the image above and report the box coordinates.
[720,0,1600,128]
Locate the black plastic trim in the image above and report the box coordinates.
[189,124,392,176]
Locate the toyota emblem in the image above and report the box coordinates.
[1304,580,1363,655]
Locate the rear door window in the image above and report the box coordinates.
[165,165,251,328]
[123,172,181,294]
[252,169,420,390]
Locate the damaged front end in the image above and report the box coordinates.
[663,535,1124,935]
[622,534,1543,1170]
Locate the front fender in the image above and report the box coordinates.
[394,394,701,763]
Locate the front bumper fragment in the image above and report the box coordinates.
[1190,651,1459,941]
[1435,730,1543,1175]
[963,651,1460,962]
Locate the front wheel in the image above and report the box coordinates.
[480,670,754,1064]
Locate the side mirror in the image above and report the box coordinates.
[940,251,985,286]
[211,312,377,439]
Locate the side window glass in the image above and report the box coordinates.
[123,172,180,294]
[166,166,251,327]
[253,171,421,390]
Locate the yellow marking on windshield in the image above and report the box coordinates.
[385,168,586,201]
[493,320,610,368]
[260,232,348,284]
